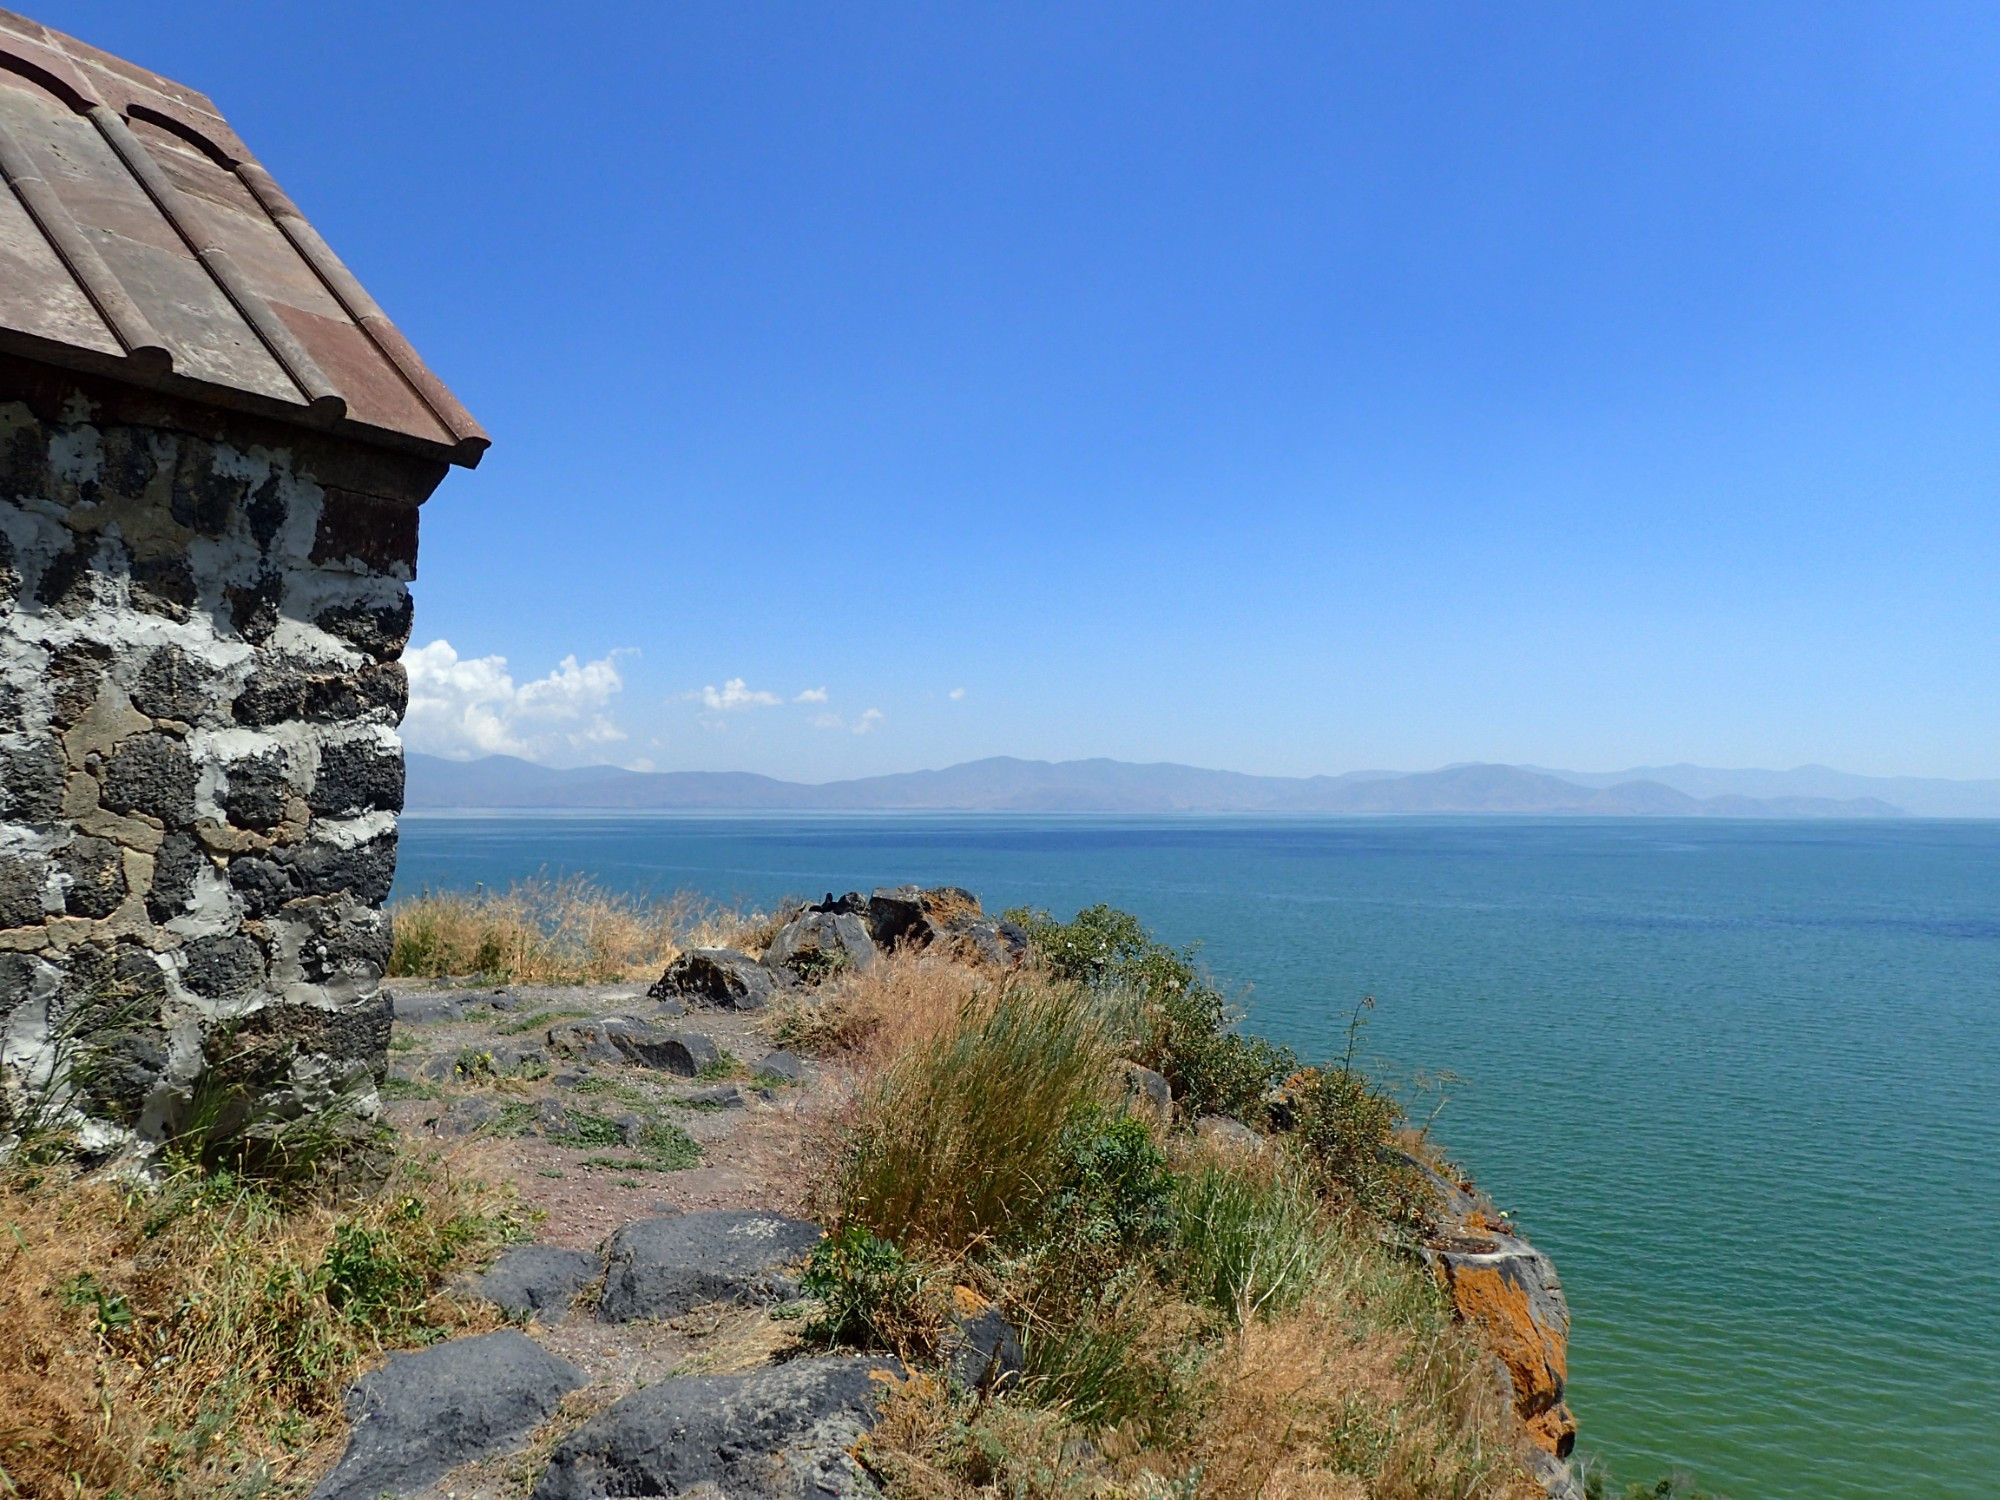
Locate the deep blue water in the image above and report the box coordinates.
[395,814,2000,1499]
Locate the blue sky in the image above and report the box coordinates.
[43,2,2000,779]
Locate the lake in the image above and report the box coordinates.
[395,813,2000,1499]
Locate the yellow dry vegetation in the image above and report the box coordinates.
[0,1145,524,1498]
[386,875,771,985]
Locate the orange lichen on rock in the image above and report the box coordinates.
[1433,1238,1577,1457]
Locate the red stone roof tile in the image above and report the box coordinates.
[0,9,487,467]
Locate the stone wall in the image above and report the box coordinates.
[0,355,446,1153]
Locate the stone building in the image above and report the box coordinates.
[0,11,484,1152]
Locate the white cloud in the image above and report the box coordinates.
[854,708,884,735]
[795,687,829,703]
[404,640,630,762]
[626,757,656,773]
[694,678,781,713]
[810,712,844,731]
[948,687,966,700]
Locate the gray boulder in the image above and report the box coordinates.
[649,947,784,1011]
[547,1018,719,1076]
[311,1329,585,1500]
[946,1293,1023,1394]
[863,886,1027,967]
[1116,1061,1173,1129]
[476,1244,602,1320]
[391,992,465,1024]
[764,910,877,981]
[531,1355,902,1500]
[754,1050,812,1084]
[598,1210,822,1323]
[1193,1115,1269,1157]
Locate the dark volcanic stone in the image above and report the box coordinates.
[232,665,307,726]
[763,910,877,982]
[531,1355,902,1500]
[226,570,283,643]
[647,947,781,1011]
[146,832,204,922]
[546,1018,718,1076]
[100,732,196,824]
[598,1210,821,1323]
[303,661,408,722]
[128,645,212,721]
[313,490,420,573]
[475,1244,602,1320]
[310,1329,585,1500]
[180,933,266,1000]
[221,751,290,829]
[315,593,413,660]
[0,735,66,822]
[56,835,124,918]
[309,738,404,816]
[948,1296,1024,1395]
[228,854,294,917]
[128,556,195,619]
[0,854,47,929]
[754,1050,812,1084]
[288,829,398,904]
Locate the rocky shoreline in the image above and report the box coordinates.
[319,885,1583,1500]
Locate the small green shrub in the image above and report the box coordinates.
[800,1225,930,1351]
[1045,1110,1174,1269]
[1282,1065,1428,1226]
[696,1048,744,1082]
[1008,904,1297,1121]
[635,1120,701,1170]
[558,1110,626,1149]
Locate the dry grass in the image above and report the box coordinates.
[820,970,1119,1258]
[766,949,992,1060]
[387,875,769,985]
[0,1145,526,1498]
[791,946,1542,1500]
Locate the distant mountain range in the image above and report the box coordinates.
[399,754,1996,818]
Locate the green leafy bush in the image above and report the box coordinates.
[800,1225,932,1353]
[1282,1065,1428,1226]
[1047,1110,1175,1266]
[1008,904,1297,1121]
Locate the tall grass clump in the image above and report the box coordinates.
[388,875,760,984]
[1171,1154,1336,1325]
[831,974,1118,1256]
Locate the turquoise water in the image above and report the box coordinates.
[395,815,2000,1498]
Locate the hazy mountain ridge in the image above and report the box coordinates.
[406,754,1927,817]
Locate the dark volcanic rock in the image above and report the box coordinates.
[531,1355,902,1500]
[310,1328,585,1500]
[476,1244,602,1320]
[546,1018,718,1076]
[764,910,877,981]
[647,946,782,1011]
[598,1210,821,1323]
[947,1290,1024,1395]
[754,1050,812,1084]
[99,732,197,825]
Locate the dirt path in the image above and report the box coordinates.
[369,979,832,1498]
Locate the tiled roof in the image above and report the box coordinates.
[0,9,486,467]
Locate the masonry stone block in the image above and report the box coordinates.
[310,740,405,817]
[100,732,197,825]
